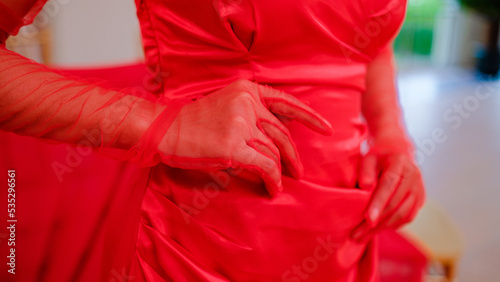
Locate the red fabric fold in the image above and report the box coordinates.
[0,0,428,281]
[0,3,23,35]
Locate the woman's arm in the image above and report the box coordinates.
[0,46,162,149]
[353,46,425,241]
[361,46,412,153]
[0,0,333,195]
[0,0,174,153]
[0,45,332,195]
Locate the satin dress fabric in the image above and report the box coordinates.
[123,0,408,281]
[0,0,419,281]
[0,64,426,282]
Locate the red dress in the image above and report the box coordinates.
[128,0,407,281]
[0,0,426,281]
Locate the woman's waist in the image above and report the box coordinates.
[141,166,373,280]
[167,83,367,185]
[149,163,371,237]
[283,87,367,171]
[165,82,367,145]
[160,73,366,101]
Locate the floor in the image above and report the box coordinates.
[397,67,500,281]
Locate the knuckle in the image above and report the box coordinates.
[241,146,260,161]
[233,91,257,108]
[259,158,279,177]
[406,167,420,180]
[403,161,416,173]
[221,115,248,141]
[386,201,397,211]
[392,212,404,222]
[238,91,255,102]
[381,172,399,187]
[228,115,249,130]
[372,195,387,208]
[395,153,406,163]
[262,121,288,140]
[233,79,253,89]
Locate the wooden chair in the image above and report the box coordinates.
[6,23,52,65]
[400,199,465,281]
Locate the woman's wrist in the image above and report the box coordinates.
[364,114,413,155]
[104,97,168,151]
[368,133,414,157]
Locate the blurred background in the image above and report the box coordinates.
[5,0,500,281]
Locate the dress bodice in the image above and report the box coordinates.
[0,2,419,281]
[136,0,406,98]
[135,0,406,187]
[130,3,408,280]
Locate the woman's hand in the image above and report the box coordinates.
[0,45,330,197]
[354,44,425,240]
[158,79,333,196]
[351,151,425,241]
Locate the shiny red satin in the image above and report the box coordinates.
[128,0,412,280]
[0,0,427,281]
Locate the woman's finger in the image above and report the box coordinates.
[257,84,333,135]
[380,193,416,229]
[232,144,283,196]
[254,99,303,178]
[247,128,281,168]
[365,163,403,225]
[351,220,371,242]
[380,175,413,217]
[352,192,413,242]
[358,154,378,190]
[379,161,424,227]
[353,215,391,243]
[258,118,303,179]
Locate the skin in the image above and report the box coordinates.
[352,46,425,241]
[0,0,425,240]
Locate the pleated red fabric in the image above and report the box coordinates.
[0,0,428,281]
[125,0,413,281]
[0,64,152,282]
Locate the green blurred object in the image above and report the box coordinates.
[393,0,444,58]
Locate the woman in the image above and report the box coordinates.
[0,0,425,281]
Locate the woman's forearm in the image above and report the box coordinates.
[0,0,166,150]
[362,45,412,153]
[0,46,164,150]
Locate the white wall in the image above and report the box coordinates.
[46,0,143,67]
[433,5,489,68]
[28,0,497,68]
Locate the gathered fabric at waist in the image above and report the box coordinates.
[278,86,367,188]
[134,157,375,281]
[131,85,374,281]
[163,83,367,187]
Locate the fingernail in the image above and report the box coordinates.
[368,207,380,225]
[323,126,333,136]
[352,230,363,240]
[363,181,376,191]
[295,162,304,179]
